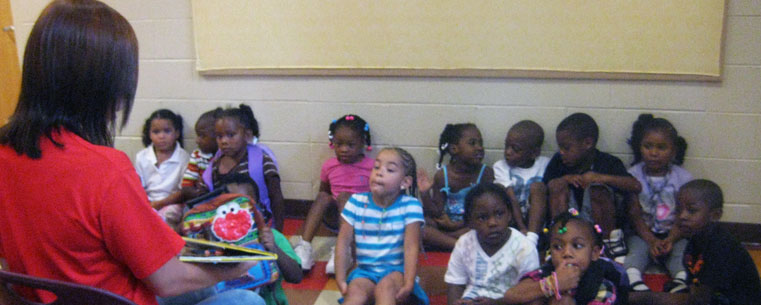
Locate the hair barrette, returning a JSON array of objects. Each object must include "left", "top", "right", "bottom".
[
  {"left": 364, "top": 124, "right": 369, "bottom": 132},
  {"left": 543, "top": 228, "right": 549, "bottom": 234},
  {"left": 568, "top": 208, "right": 579, "bottom": 216},
  {"left": 558, "top": 227, "right": 568, "bottom": 234},
  {"left": 332, "top": 119, "right": 337, "bottom": 124},
  {"left": 346, "top": 115, "right": 355, "bottom": 121},
  {"left": 440, "top": 143, "right": 449, "bottom": 151},
  {"left": 594, "top": 224, "right": 602, "bottom": 234},
  {"left": 251, "top": 137, "right": 259, "bottom": 145}
]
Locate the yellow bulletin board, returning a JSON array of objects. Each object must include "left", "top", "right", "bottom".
[{"left": 191, "top": 1, "right": 726, "bottom": 81}]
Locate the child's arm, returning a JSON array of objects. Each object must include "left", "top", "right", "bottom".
[
  {"left": 420, "top": 170, "right": 446, "bottom": 218},
  {"left": 447, "top": 284, "right": 466, "bottom": 305},
  {"left": 264, "top": 173, "right": 285, "bottom": 231},
  {"left": 627, "top": 193, "right": 660, "bottom": 256},
  {"left": 258, "top": 227, "right": 302, "bottom": 283},
  {"left": 396, "top": 221, "right": 422, "bottom": 303},
  {"left": 506, "top": 186, "right": 528, "bottom": 233},
  {"left": 335, "top": 218, "right": 354, "bottom": 295},
  {"left": 581, "top": 171, "right": 642, "bottom": 193}
]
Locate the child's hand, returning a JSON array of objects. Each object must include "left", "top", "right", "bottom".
[
  {"left": 555, "top": 262, "right": 581, "bottom": 292},
  {"left": 654, "top": 239, "right": 673, "bottom": 256},
  {"left": 580, "top": 171, "right": 603, "bottom": 187},
  {"left": 562, "top": 174, "right": 584, "bottom": 188},
  {"left": 395, "top": 284, "right": 414, "bottom": 303},
  {"left": 258, "top": 227, "right": 276, "bottom": 251},
  {"left": 337, "top": 280, "right": 348, "bottom": 295},
  {"left": 417, "top": 168, "right": 433, "bottom": 193},
  {"left": 471, "top": 297, "right": 501, "bottom": 305}
]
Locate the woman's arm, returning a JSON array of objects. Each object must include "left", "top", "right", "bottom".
[
  {"left": 144, "top": 257, "right": 256, "bottom": 298},
  {"left": 335, "top": 219, "right": 355, "bottom": 295},
  {"left": 396, "top": 222, "right": 422, "bottom": 302}
]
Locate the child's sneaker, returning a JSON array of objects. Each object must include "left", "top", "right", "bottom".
[
  {"left": 293, "top": 238, "right": 314, "bottom": 271},
  {"left": 603, "top": 229, "right": 628, "bottom": 258},
  {"left": 663, "top": 279, "right": 689, "bottom": 293},
  {"left": 325, "top": 245, "right": 336, "bottom": 275},
  {"left": 629, "top": 281, "right": 651, "bottom": 292}
]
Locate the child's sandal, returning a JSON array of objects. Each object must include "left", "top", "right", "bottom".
[{"left": 629, "top": 281, "right": 650, "bottom": 292}]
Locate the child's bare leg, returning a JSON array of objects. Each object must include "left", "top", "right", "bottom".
[
  {"left": 343, "top": 278, "right": 375, "bottom": 305},
  {"left": 547, "top": 179, "right": 570, "bottom": 219},
  {"left": 589, "top": 186, "right": 615, "bottom": 236},
  {"left": 422, "top": 218, "right": 458, "bottom": 250},
  {"left": 375, "top": 271, "right": 404, "bottom": 305},
  {"left": 336, "top": 192, "right": 352, "bottom": 212},
  {"left": 301, "top": 192, "right": 336, "bottom": 242},
  {"left": 527, "top": 182, "right": 548, "bottom": 234}
]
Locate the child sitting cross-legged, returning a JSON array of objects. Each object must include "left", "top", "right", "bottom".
[
  {"left": 629, "top": 180, "right": 761, "bottom": 305},
  {"left": 504, "top": 210, "right": 629, "bottom": 305},
  {"left": 445, "top": 183, "right": 539, "bottom": 305},
  {"left": 543, "top": 113, "right": 641, "bottom": 258},
  {"left": 493, "top": 120, "right": 550, "bottom": 245}
]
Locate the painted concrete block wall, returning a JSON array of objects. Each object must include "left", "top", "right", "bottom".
[{"left": 10, "top": 0, "right": 761, "bottom": 223}]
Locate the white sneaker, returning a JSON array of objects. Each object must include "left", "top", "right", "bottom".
[
  {"left": 293, "top": 238, "right": 314, "bottom": 271},
  {"left": 325, "top": 246, "right": 336, "bottom": 275}
]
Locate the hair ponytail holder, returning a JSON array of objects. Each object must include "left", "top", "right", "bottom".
[
  {"left": 440, "top": 143, "right": 448, "bottom": 151},
  {"left": 364, "top": 123, "right": 369, "bottom": 132},
  {"left": 346, "top": 115, "right": 355, "bottom": 121},
  {"left": 251, "top": 136, "right": 259, "bottom": 145},
  {"left": 332, "top": 119, "right": 337, "bottom": 124},
  {"left": 568, "top": 208, "right": 579, "bottom": 216},
  {"left": 594, "top": 224, "right": 602, "bottom": 234},
  {"left": 366, "top": 145, "right": 372, "bottom": 151}
]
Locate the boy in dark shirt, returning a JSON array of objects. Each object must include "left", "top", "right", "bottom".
[
  {"left": 630, "top": 179, "right": 761, "bottom": 304},
  {"left": 543, "top": 113, "right": 641, "bottom": 257}
]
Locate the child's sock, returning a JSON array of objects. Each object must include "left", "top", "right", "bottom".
[
  {"left": 526, "top": 232, "right": 539, "bottom": 245},
  {"left": 673, "top": 271, "right": 687, "bottom": 281},
  {"left": 627, "top": 268, "right": 650, "bottom": 291}
]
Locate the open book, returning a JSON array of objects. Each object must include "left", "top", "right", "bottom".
[{"left": 179, "top": 237, "right": 278, "bottom": 263}]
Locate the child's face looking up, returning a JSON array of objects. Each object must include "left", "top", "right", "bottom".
[
  {"left": 195, "top": 119, "right": 217, "bottom": 155},
  {"left": 676, "top": 189, "right": 720, "bottom": 238},
  {"left": 556, "top": 130, "right": 593, "bottom": 169},
  {"left": 215, "top": 117, "right": 251, "bottom": 159},
  {"left": 470, "top": 192, "right": 512, "bottom": 253},
  {"left": 369, "top": 150, "right": 412, "bottom": 200},
  {"left": 504, "top": 130, "right": 538, "bottom": 168},
  {"left": 452, "top": 126, "right": 485, "bottom": 166},
  {"left": 332, "top": 126, "right": 364, "bottom": 164},
  {"left": 640, "top": 130, "right": 676, "bottom": 176},
  {"left": 550, "top": 220, "right": 600, "bottom": 273},
  {"left": 149, "top": 118, "right": 180, "bottom": 153}
]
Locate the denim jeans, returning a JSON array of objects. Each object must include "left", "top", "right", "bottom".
[{"left": 158, "top": 286, "right": 265, "bottom": 305}]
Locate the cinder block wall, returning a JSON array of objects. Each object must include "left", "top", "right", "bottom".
[{"left": 11, "top": 0, "right": 761, "bottom": 224}]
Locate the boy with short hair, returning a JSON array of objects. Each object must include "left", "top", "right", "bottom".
[
  {"left": 543, "top": 113, "right": 641, "bottom": 257},
  {"left": 630, "top": 179, "right": 761, "bottom": 304},
  {"left": 493, "top": 120, "right": 550, "bottom": 245}
]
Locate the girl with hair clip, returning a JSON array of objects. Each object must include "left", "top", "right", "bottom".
[
  {"left": 134, "top": 109, "right": 190, "bottom": 228},
  {"left": 200, "top": 104, "right": 285, "bottom": 231},
  {"left": 335, "top": 147, "right": 429, "bottom": 305},
  {"left": 0, "top": 1, "right": 264, "bottom": 304},
  {"left": 292, "top": 114, "right": 374, "bottom": 274},
  {"left": 624, "top": 114, "right": 692, "bottom": 293},
  {"left": 418, "top": 123, "right": 494, "bottom": 250},
  {"left": 504, "top": 210, "right": 628, "bottom": 305}
]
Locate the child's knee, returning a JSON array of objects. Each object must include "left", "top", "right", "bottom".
[
  {"left": 547, "top": 179, "right": 567, "bottom": 195},
  {"left": 530, "top": 181, "right": 547, "bottom": 195},
  {"left": 375, "top": 272, "right": 403, "bottom": 298}
]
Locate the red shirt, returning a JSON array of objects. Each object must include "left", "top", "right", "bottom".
[{"left": 0, "top": 130, "right": 185, "bottom": 305}]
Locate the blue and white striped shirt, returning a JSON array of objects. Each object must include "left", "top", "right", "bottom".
[{"left": 341, "top": 192, "right": 424, "bottom": 272}]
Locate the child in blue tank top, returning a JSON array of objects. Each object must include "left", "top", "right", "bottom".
[{"left": 419, "top": 123, "right": 494, "bottom": 250}]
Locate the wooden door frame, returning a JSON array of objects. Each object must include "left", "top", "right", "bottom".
[{"left": 0, "top": 0, "right": 21, "bottom": 124}]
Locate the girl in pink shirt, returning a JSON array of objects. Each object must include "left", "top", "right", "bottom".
[{"left": 293, "top": 114, "right": 374, "bottom": 273}]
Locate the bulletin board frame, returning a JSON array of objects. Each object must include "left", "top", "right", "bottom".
[{"left": 191, "top": 1, "right": 727, "bottom": 81}]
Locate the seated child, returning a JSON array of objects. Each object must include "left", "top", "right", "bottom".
[
  {"left": 221, "top": 173, "right": 303, "bottom": 305},
  {"left": 543, "top": 113, "right": 641, "bottom": 257},
  {"left": 445, "top": 183, "right": 539, "bottom": 304},
  {"left": 493, "top": 120, "right": 550, "bottom": 245},
  {"left": 335, "top": 147, "right": 429, "bottom": 305},
  {"left": 625, "top": 114, "right": 692, "bottom": 292},
  {"left": 152, "top": 108, "right": 222, "bottom": 229},
  {"left": 292, "top": 114, "right": 374, "bottom": 273},
  {"left": 419, "top": 123, "right": 494, "bottom": 250},
  {"left": 200, "top": 104, "right": 285, "bottom": 231},
  {"left": 504, "top": 210, "right": 629, "bottom": 305},
  {"left": 134, "top": 109, "right": 190, "bottom": 226},
  {"left": 629, "top": 179, "right": 761, "bottom": 305}
]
